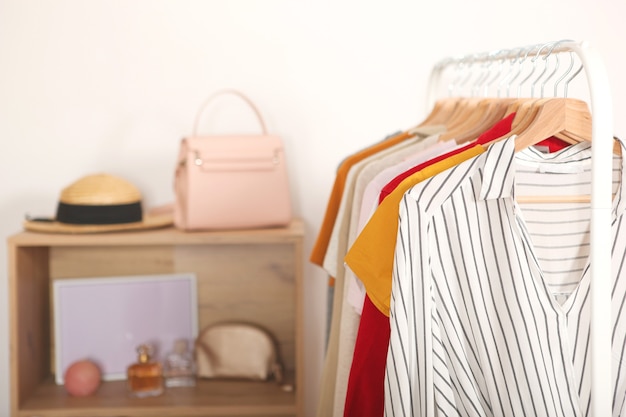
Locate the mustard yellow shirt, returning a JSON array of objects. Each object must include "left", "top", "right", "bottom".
[{"left": 344, "top": 146, "right": 485, "bottom": 316}]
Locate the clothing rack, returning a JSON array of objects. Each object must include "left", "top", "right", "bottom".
[{"left": 425, "top": 40, "right": 613, "bottom": 416}]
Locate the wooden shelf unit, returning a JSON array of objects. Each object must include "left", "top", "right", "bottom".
[{"left": 7, "top": 219, "right": 305, "bottom": 417}]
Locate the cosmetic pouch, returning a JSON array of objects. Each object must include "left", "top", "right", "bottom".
[
  {"left": 195, "top": 322, "right": 284, "bottom": 383},
  {"left": 174, "top": 89, "right": 292, "bottom": 231}
]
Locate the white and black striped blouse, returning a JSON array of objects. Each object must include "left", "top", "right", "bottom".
[{"left": 386, "top": 136, "right": 626, "bottom": 417}]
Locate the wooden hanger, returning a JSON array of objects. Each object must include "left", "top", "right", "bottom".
[
  {"left": 509, "top": 97, "right": 619, "bottom": 203},
  {"left": 512, "top": 97, "right": 591, "bottom": 152},
  {"left": 486, "top": 98, "right": 542, "bottom": 144},
  {"left": 413, "top": 98, "right": 460, "bottom": 129},
  {"left": 485, "top": 98, "right": 577, "bottom": 146},
  {"left": 410, "top": 97, "right": 482, "bottom": 135},
  {"left": 440, "top": 98, "right": 483, "bottom": 131},
  {"left": 437, "top": 97, "right": 516, "bottom": 143}
]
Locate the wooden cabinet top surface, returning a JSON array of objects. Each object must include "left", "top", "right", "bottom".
[{"left": 8, "top": 218, "right": 304, "bottom": 247}]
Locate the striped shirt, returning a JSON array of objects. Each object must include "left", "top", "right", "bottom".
[{"left": 386, "top": 136, "right": 626, "bottom": 417}]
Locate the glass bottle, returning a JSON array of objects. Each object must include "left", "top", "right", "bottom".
[
  {"left": 163, "top": 338, "right": 196, "bottom": 387},
  {"left": 127, "top": 344, "right": 164, "bottom": 397}
]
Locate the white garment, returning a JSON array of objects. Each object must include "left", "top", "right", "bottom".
[
  {"left": 386, "top": 136, "right": 626, "bottom": 417},
  {"left": 317, "top": 140, "right": 411, "bottom": 417},
  {"left": 323, "top": 130, "right": 442, "bottom": 417},
  {"left": 317, "top": 128, "right": 441, "bottom": 417},
  {"left": 323, "top": 137, "right": 423, "bottom": 277},
  {"left": 345, "top": 138, "right": 460, "bottom": 314},
  {"left": 332, "top": 133, "right": 444, "bottom": 417}
]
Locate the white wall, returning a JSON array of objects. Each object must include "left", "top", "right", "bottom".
[{"left": 1, "top": 1, "right": 625, "bottom": 416}]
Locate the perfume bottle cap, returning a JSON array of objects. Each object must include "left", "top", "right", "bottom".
[
  {"left": 173, "top": 339, "right": 189, "bottom": 354},
  {"left": 136, "top": 344, "right": 153, "bottom": 363}
]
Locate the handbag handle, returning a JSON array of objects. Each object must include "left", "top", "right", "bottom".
[{"left": 192, "top": 89, "right": 268, "bottom": 136}]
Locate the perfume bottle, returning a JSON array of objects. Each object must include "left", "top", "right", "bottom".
[
  {"left": 164, "top": 338, "right": 196, "bottom": 387},
  {"left": 127, "top": 344, "right": 164, "bottom": 397}
]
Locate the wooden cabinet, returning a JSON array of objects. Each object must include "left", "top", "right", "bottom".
[{"left": 7, "top": 220, "right": 305, "bottom": 417}]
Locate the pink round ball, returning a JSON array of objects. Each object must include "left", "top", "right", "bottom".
[{"left": 64, "top": 360, "right": 102, "bottom": 397}]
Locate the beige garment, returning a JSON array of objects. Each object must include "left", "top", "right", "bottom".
[
  {"left": 332, "top": 133, "right": 449, "bottom": 416},
  {"left": 331, "top": 131, "right": 443, "bottom": 417},
  {"left": 315, "top": 126, "right": 443, "bottom": 417},
  {"left": 316, "top": 139, "right": 417, "bottom": 417}
]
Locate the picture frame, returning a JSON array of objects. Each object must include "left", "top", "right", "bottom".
[{"left": 53, "top": 273, "right": 198, "bottom": 384}]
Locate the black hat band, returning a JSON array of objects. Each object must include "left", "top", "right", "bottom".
[{"left": 56, "top": 202, "right": 142, "bottom": 225}]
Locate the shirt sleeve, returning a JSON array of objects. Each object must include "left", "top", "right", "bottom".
[{"left": 385, "top": 193, "right": 435, "bottom": 417}]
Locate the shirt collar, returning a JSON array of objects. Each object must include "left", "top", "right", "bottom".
[
  {"left": 478, "top": 136, "right": 517, "bottom": 200},
  {"left": 479, "top": 136, "right": 626, "bottom": 218}
]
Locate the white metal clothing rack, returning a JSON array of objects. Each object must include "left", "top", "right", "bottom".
[{"left": 425, "top": 40, "right": 613, "bottom": 416}]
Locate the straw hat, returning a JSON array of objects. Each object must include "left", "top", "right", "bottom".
[{"left": 23, "top": 173, "right": 173, "bottom": 234}]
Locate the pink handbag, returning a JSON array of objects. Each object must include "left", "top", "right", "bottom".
[{"left": 174, "top": 90, "right": 292, "bottom": 230}]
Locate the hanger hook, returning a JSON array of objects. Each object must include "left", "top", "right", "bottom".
[
  {"left": 482, "top": 50, "right": 507, "bottom": 97},
  {"left": 471, "top": 52, "right": 495, "bottom": 97},
  {"left": 553, "top": 51, "right": 575, "bottom": 96},
  {"left": 535, "top": 39, "right": 575, "bottom": 97},
  {"left": 435, "top": 57, "right": 454, "bottom": 97},
  {"left": 564, "top": 63, "right": 584, "bottom": 97},
  {"left": 501, "top": 46, "right": 528, "bottom": 97},
  {"left": 529, "top": 41, "right": 559, "bottom": 98},
  {"left": 447, "top": 58, "right": 467, "bottom": 97},
  {"left": 448, "top": 54, "right": 476, "bottom": 96},
  {"left": 496, "top": 47, "right": 523, "bottom": 97},
  {"left": 516, "top": 44, "right": 541, "bottom": 97},
  {"left": 540, "top": 43, "right": 565, "bottom": 97},
  {"left": 457, "top": 54, "right": 479, "bottom": 96}
]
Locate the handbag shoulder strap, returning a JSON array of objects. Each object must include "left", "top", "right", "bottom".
[{"left": 193, "top": 89, "right": 268, "bottom": 136}]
